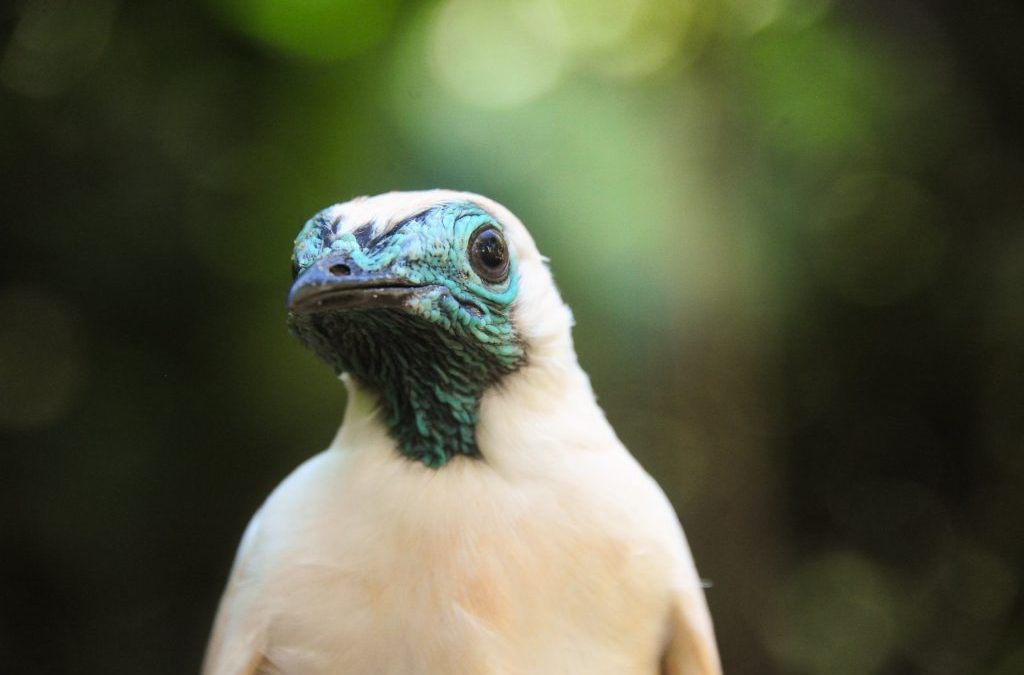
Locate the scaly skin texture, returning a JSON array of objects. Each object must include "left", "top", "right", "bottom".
[{"left": 287, "top": 202, "right": 524, "bottom": 467}]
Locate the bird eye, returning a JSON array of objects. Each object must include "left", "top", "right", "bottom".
[{"left": 468, "top": 226, "right": 509, "bottom": 283}]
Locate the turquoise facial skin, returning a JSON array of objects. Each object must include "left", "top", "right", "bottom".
[{"left": 288, "top": 201, "right": 525, "bottom": 468}]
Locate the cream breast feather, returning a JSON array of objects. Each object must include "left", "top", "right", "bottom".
[{"left": 203, "top": 190, "right": 722, "bottom": 675}]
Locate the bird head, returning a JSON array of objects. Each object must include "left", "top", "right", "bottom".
[{"left": 286, "top": 190, "right": 573, "bottom": 467}]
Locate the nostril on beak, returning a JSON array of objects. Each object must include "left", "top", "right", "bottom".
[{"left": 329, "top": 263, "right": 351, "bottom": 276}]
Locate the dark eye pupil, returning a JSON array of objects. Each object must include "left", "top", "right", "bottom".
[
  {"left": 469, "top": 227, "right": 509, "bottom": 282},
  {"left": 475, "top": 231, "right": 505, "bottom": 269}
]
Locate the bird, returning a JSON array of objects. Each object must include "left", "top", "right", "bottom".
[{"left": 203, "top": 190, "right": 722, "bottom": 675}]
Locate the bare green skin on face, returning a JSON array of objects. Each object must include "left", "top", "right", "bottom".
[{"left": 287, "top": 201, "right": 524, "bottom": 468}]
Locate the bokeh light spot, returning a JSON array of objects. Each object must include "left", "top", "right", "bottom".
[
  {"left": 724, "top": 0, "right": 787, "bottom": 34},
  {"left": 0, "top": 287, "right": 85, "bottom": 429},
  {"left": 546, "top": 0, "right": 641, "bottom": 52},
  {"left": 429, "top": 0, "right": 568, "bottom": 108},
  {"left": 765, "top": 550, "right": 900, "bottom": 675},
  {"left": 571, "top": 0, "right": 699, "bottom": 79},
  {"left": 725, "top": 0, "right": 833, "bottom": 34}
]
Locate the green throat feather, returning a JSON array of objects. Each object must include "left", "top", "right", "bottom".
[{"left": 287, "top": 201, "right": 525, "bottom": 468}]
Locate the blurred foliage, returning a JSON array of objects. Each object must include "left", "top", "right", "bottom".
[{"left": 1, "top": 0, "right": 1023, "bottom": 673}]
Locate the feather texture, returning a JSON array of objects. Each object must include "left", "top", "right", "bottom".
[{"left": 204, "top": 191, "right": 721, "bottom": 675}]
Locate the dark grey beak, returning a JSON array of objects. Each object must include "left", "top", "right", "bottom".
[{"left": 287, "top": 254, "right": 425, "bottom": 315}]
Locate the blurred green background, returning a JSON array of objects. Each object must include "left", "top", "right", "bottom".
[{"left": 2, "top": 1, "right": 1022, "bottom": 673}]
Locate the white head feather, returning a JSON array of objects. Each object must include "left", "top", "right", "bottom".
[{"left": 316, "top": 190, "right": 577, "bottom": 372}]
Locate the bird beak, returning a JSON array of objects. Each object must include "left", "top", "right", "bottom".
[{"left": 287, "top": 254, "right": 425, "bottom": 315}]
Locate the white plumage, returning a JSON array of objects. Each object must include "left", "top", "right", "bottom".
[{"left": 204, "top": 191, "right": 721, "bottom": 674}]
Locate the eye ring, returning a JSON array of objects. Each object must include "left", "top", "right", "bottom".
[{"left": 468, "top": 226, "right": 510, "bottom": 283}]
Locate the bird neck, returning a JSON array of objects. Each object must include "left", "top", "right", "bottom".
[
  {"left": 476, "top": 340, "right": 621, "bottom": 478},
  {"left": 302, "top": 308, "right": 523, "bottom": 468},
  {"left": 336, "top": 322, "right": 616, "bottom": 477}
]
